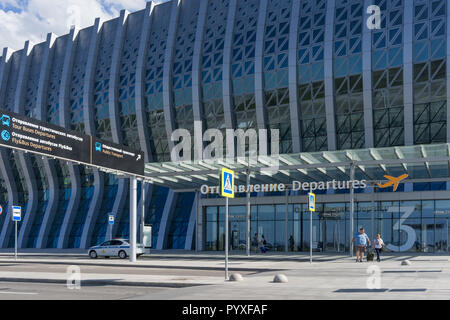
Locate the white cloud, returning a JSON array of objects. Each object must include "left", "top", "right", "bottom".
[{"left": 0, "top": 0, "right": 165, "bottom": 51}]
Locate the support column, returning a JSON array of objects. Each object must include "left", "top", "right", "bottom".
[
  {"left": 76, "top": 19, "right": 104, "bottom": 249},
  {"left": 83, "top": 18, "right": 103, "bottom": 137},
  {"left": 58, "top": 27, "right": 83, "bottom": 249},
  {"left": 130, "top": 177, "right": 137, "bottom": 262},
  {"left": 285, "top": 188, "right": 289, "bottom": 253},
  {"left": 109, "top": 10, "right": 131, "bottom": 240},
  {"left": 350, "top": 164, "right": 355, "bottom": 257},
  {"left": 324, "top": 0, "right": 337, "bottom": 151},
  {"left": 246, "top": 170, "right": 251, "bottom": 256},
  {"left": 36, "top": 33, "right": 58, "bottom": 249},
  {"left": 15, "top": 41, "right": 37, "bottom": 249},
  {"left": 371, "top": 182, "right": 375, "bottom": 241},
  {"left": 195, "top": 191, "right": 200, "bottom": 252},
  {"left": 446, "top": 0, "right": 450, "bottom": 143},
  {"left": 163, "top": 0, "right": 181, "bottom": 156},
  {"left": 140, "top": 181, "right": 145, "bottom": 243},
  {"left": 288, "top": 0, "right": 301, "bottom": 153},
  {"left": 136, "top": 2, "right": 155, "bottom": 163},
  {"left": 135, "top": 3, "right": 156, "bottom": 244},
  {"left": 185, "top": 193, "right": 197, "bottom": 250},
  {"left": 0, "top": 47, "right": 18, "bottom": 248},
  {"left": 156, "top": 190, "right": 178, "bottom": 250},
  {"left": 197, "top": 194, "right": 204, "bottom": 251},
  {"left": 363, "top": 0, "right": 374, "bottom": 148},
  {"left": 254, "top": 0, "right": 268, "bottom": 134},
  {"left": 192, "top": 0, "right": 208, "bottom": 161},
  {"left": 403, "top": 1, "right": 414, "bottom": 146},
  {"left": 222, "top": 0, "right": 237, "bottom": 132}
]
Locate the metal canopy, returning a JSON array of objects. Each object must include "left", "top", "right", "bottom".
[{"left": 143, "top": 143, "right": 450, "bottom": 191}]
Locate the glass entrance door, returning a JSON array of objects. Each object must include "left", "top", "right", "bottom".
[
  {"left": 435, "top": 217, "right": 449, "bottom": 253},
  {"left": 320, "top": 214, "right": 346, "bottom": 252},
  {"left": 229, "top": 220, "right": 247, "bottom": 251}
]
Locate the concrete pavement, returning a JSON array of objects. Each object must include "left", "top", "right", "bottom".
[{"left": 0, "top": 252, "right": 448, "bottom": 299}]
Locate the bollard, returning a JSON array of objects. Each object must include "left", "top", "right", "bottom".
[
  {"left": 401, "top": 260, "right": 411, "bottom": 266},
  {"left": 273, "top": 274, "right": 289, "bottom": 283},
  {"left": 229, "top": 273, "right": 244, "bottom": 282}
]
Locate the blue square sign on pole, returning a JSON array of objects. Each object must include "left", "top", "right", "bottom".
[
  {"left": 308, "top": 193, "right": 315, "bottom": 212},
  {"left": 12, "top": 206, "right": 21, "bottom": 222},
  {"left": 108, "top": 215, "right": 114, "bottom": 225},
  {"left": 221, "top": 168, "right": 235, "bottom": 199}
]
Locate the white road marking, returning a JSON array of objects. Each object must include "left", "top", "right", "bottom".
[{"left": 0, "top": 291, "right": 38, "bottom": 295}]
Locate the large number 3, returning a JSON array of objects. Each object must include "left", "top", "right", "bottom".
[{"left": 386, "top": 206, "right": 416, "bottom": 252}]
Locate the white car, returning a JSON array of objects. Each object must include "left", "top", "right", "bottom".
[{"left": 88, "top": 239, "right": 145, "bottom": 259}]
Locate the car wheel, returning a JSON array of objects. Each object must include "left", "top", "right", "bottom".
[
  {"left": 89, "top": 250, "right": 98, "bottom": 259},
  {"left": 118, "top": 250, "right": 127, "bottom": 259}
]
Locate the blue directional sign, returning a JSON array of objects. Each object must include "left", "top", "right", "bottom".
[
  {"left": 221, "top": 168, "right": 235, "bottom": 198},
  {"left": 308, "top": 193, "right": 316, "bottom": 212},
  {"left": 12, "top": 206, "right": 21, "bottom": 222}
]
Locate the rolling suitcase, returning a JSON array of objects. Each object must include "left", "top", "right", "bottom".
[{"left": 366, "top": 250, "right": 375, "bottom": 262}]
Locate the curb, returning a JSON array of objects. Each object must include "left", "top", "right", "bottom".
[{"left": 0, "top": 277, "right": 209, "bottom": 288}]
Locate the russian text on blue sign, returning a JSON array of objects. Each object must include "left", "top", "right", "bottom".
[{"left": 12, "top": 206, "right": 21, "bottom": 221}]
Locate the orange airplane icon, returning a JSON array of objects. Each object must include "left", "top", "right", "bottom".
[{"left": 377, "top": 174, "right": 409, "bottom": 191}]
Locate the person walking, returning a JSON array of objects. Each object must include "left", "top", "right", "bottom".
[
  {"left": 252, "top": 233, "right": 259, "bottom": 253},
  {"left": 289, "top": 235, "right": 294, "bottom": 251},
  {"left": 373, "top": 234, "right": 385, "bottom": 262},
  {"left": 260, "top": 235, "right": 267, "bottom": 253},
  {"left": 351, "top": 228, "right": 371, "bottom": 262}
]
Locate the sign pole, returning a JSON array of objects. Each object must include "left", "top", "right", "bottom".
[
  {"left": 141, "top": 181, "right": 145, "bottom": 244},
  {"left": 225, "top": 196, "right": 229, "bottom": 281},
  {"left": 310, "top": 211, "right": 312, "bottom": 264},
  {"left": 350, "top": 164, "right": 355, "bottom": 257},
  {"left": 130, "top": 177, "right": 137, "bottom": 263},
  {"left": 14, "top": 220, "right": 17, "bottom": 260},
  {"left": 108, "top": 214, "right": 114, "bottom": 240},
  {"left": 221, "top": 167, "right": 234, "bottom": 281},
  {"left": 246, "top": 168, "right": 250, "bottom": 257},
  {"left": 308, "top": 193, "right": 315, "bottom": 264},
  {"left": 12, "top": 206, "right": 21, "bottom": 260}
]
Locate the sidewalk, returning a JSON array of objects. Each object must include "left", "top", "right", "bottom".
[{"left": 0, "top": 252, "right": 448, "bottom": 296}]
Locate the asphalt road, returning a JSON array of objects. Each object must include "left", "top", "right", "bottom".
[
  {"left": 0, "top": 261, "right": 257, "bottom": 277},
  {"left": 0, "top": 281, "right": 172, "bottom": 300}
]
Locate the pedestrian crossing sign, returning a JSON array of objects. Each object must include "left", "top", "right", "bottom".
[
  {"left": 221, "top": 168, "right": 235, "bottom": 198},
  {"left": 308, "top": 193, "right": 315, "bottom": 212}
]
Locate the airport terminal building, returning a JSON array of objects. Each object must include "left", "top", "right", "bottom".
[{"left": 0, "top": 0, "right": 449, "bottom": 253}]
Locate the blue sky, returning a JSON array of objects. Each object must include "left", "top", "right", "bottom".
[{"left": 0, "top": 0, "right": 167, "bottom": 51}]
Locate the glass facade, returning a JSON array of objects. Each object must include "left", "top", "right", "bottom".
[
  {"left": 334, "top": 0, "right": 365, "bottom": 150},
  {"left": 231, "top": 0, "right": 259, "bottom": 131},
  {"left": 145, "top": 3, "right": 171, "bottom": 162},
  {"left": 118, "top": 12, "right": 144, "bottom": 151},
  {"left": 298, "top": 0, "right": 327, "bottom": 152},
  {"left": 205, "top": 200, "right": 450, "bottom": 253},
  {"left": 201, "top": 0, "right": 229, "bottom": 132},
  {"left": 413, "top": 0, "right": 447, "bottom": 144},
  {"left": 264, "top": 0, "right": 293, "bottom": 153},
  {"left": 372, "top": 0, "right": 405, "bottom": 147},
  {"left": 172, "top": 0, "right": 199, "bottom": 152},
  {"left": 167, "top": 192, "right": 195, "bottom": 249}
]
